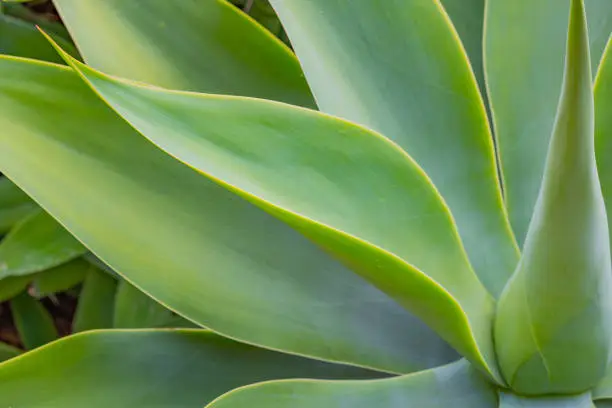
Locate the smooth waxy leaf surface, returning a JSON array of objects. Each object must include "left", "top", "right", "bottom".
[
  {"left": 0, "top": 178, "right": 35, "bottom": 234},
  {"left": 499, "top": 392, "right": 595, "bottom": 408},
  {"left": 113, "top": 280, "right": 194, "bottom": 329},
  {"left": 72, "top": 266, "right": 116, "bottom": 332},
  {"left": 0, "top": 275, "right": 28, "bottom": 302},
  {"left": 268, "top": 0, "right": 518, "bottom": 297},
  {"left": 495, "top": 0, "right": 612, "bottom": 394},
  {"left": 60, "top": 49, "right": 500, "bottom": 381},
  {"left": 207, "top": 360, "right": 496, "bottom": 408},
  {"left": 0, "top": 209, "right": 86, "bottom": 278},
  {"left": 52, "top": 0, "right": 313, "bottom": 107},
  {"left": 485, "top": 0, "right": 612, "bottom": 244},
  {"left": 0, "top": 56, "right": 458, "bottom": 375},
  {"left": 0, "top": 330, "right": 381, "bottom": 407},
  {"left": 10, "top": 292, "right": 57, "bottom": 349},
  {"left": 31, "top": 257, "right": 88, "bottom": 297}
]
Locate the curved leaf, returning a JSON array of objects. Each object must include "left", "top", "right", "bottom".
[
  {"left": 206, "top": 360, "right": 497, "bottom": 408},
  {"left": 484, "top": 0, "right": 612, "bottom": 244},
  {"left": 31, "top": 257, "right": 88, "bottom": 297},
  {"left": 0, "top": 55, "right": 458, "bottom": 375},
  {"left": 0, "top": 209, "right": 86, "bottom": 279},
  {"left": 10, "top": 292, "right": 57, "bottom": 349},
  {"left": 0, "top": 329, "right": 381, "bottom": 407},
  {"left": 0, "top": 178, "right": 36, "bottom": 234},
  {"left": 59, "top": 49, "right": 501, "bottom": 382},
  {"left": 72, "top": 266, "right": 117, "bottom": 333},
  {"left": 0, "top": 275, "right": 29, "bottom": 302},
  {"left": 0, "top": 342, "right": 20, "bottom": 362},
  {"left": 114, "top": 280, "right": 194, "bottom": 329},
  {"left": 52, "top": 0, "right": 313, "bottom": 107},
  {"left": 494, "top": 0, "right": 612, "bottom": 394},
  {"left": 268, "top": 0, "right": 519, "bottom": 297},
  {"left": 499, "top": 392, "right": 595, "bottom": 408}
]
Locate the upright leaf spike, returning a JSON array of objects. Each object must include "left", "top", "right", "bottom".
[{"left": 494, "top": 0, "right": 612, "bottom": 395}]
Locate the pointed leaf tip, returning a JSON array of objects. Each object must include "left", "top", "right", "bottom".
[{"left": 494, "top": 0, "right": 612, "bottom": 394}]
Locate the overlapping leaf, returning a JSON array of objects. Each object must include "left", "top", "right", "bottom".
[{"left": 0, "top": 56, "right": 457, "bottom": 375}]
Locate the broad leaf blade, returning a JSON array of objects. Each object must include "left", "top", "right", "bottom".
[
  {"left": 31, "top": 258, "right": 88, "bottom": 297},
  {"left": 500, "top": 392, "right": 595, "bottom": 408},
  {"left": 0, "top": 342, "right": 20, "bottom": 363},
  {"left": 0, "top": 56, "right": 457, "bottom": 375},
  {"left": 72, "top": 266, "right": 116, "bottom": 332},
  {"left": 10, "top": 292, "right": 57, "bottom": 349},
  {"left": 268, "top": 0, "right": 519, "bottom": 297},
  {"left": 0, "top": 178, "right": 36, "bottom": 234},
  {"left": 206, "top": 360, "right": 497, "bottom": 408},
  {"left": 0, "top": 275, "right": 29, "bottom": 303},
  {"left": 494, "top": 0, "right": 612, "bottom": 394},
  {"left": 58, "top": 49, "right": 500, "bottom": 381},
  {"left": 0, "top": 330, "right": 382, "bottom": 407},
  {"left": 0, "top": 209, "right": 86, "bottom": 279},
  {"left": 485, "top": 0, "right": 612, "bottom": 244},
  {"left": 113, "top": 280, "right": 194, "bottom": 329},
  {"left": 52, "top": 0, "right": 313, "bottom": 107}
]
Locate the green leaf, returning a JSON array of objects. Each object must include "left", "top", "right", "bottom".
[
  {"left": 499, "top": 392, "right": 595, "bottom": 408},
  {"left": 52, "top": 0, "right": 313, "bottom": 107},
  {"left": 207, "top": 360, "right": 497, "bottom": 408},
  {"left": 494, "top": 0, "right": 612, "bottom": 394},
  {"left": 72, "top": 266, "right": 116, "bottom": 333},
  {"left": 0, "top": 342, "right": 20, "bottom": 362},
  {"left": 57, "top": 47, "right": 500, "bottom": 382},
  {"left": 0, "top": 329, "right": 382, "bottom": 407},
  {"left": 484, "top": 0, "right": 612, "bottom": 245},
  {"left": 0, "top": 209, "right": 86, "bottom": 279},
  {"left": 31, "top": 257, "right": 88, "bottom": 297},
  {"left": 0, "top": 275, "right": 28, "bottom": 302},
  {"left": 0, "top": 13, "right": 77, "bottom": 63},
  {"left": 10, "top": 291, "right": 57, "bottom": 349},
  {"left": 268, "top": 0, "right": 519, "bottom": 297},
  {"left": 113, "top": 280, "right": 194, "bottom": 329},
  {"left": 0, "top": 178, "right": 36, "bottom": 234},
  {"left": 1, "top": 2, "right": 72, "bottom": 42},
  {"left": 0, "top": 56, "right": 457, "bottom": 375}
]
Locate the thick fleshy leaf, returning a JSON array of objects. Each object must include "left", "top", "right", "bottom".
[
  {"left": 52, "top": 0, "right": 313, "bottom": 107},
  {"left": 0, "top": 13, "right": 77, "bottom": 63},
  {"left": 31, "top": 257, "right": 88, "bottom": 297},
  {"left": 485, "top": 0, "right": 612, "bottom": 244},
  {"left": 0, "top": 275, "right": 28, "bottom": 302},
  {"left": 59, "top": 49, "right": 500, "bottom": 381},
  {"left": 494, "top": 0, "right": 612, "bottom": 394},
  {"left": 207, "top": 360, "right": 496, "bottom": 408},
  {"left": 440, "top": 0, "right": 487, "bottom": 105},
  {"left": 0, "top": 209, "right": 86, "bottom": 278},
  {"left": 72, "top": 266, "right": 117, "bottom": 333},
  {"left": 0, "top": 178, "right": 36, "bottom": 234},
  {"left": 113, "top": 280, "right": 194, "bottom": 329},
  {"left": 0, "top": 329, "right": 382, "bottom": 407},
  {"left": 10, "top": 292, "right": 57, "bottom": 349},
  {"left": 0, "top": 342, "right": 20, "bottom": 362},
  {"left": 268, "top": 0, "right": 519, "bottom": 297},
  {"left": 500, "top": 392, "right": 595, "bottom": 408},
  {"left": 0, "top": 56, "right": 458, "bottom": 375}
]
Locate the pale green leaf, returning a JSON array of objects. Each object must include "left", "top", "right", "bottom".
[
  {"left": 0, "top": 178, "right": 36, "bottom": 234},
  {"left": 113, "top": 280, "right": 194, "bottom": 329},
  {"left": 207, "top": 360, "right": 497, "bottom": 408},
  {"left": 485, "top": 0, "right": 612, "bottom": 244},
  {"left": 0, "top": 209, "right": 86, "bottom": 279},
  {"left": 52, "top": 0, "right": 313, "bottom": 107},
  {"left": 0, "top": 329, "right": 381, "bottom": 407},
  {"left": 500, "top": 392, "right": 595, "bottom": 408},
  {"left": 10, "top": 291, "right": 57, "bottom": 349},
  {"left": 494, "top": 0, "right": 612, "bottom": 394},
  {"left": 58, "top": 47, "right": 500, "bottom": 382},
  {"left": 268, "top": 0, "right": 519, "bottom": 297},
  {"left": 72, "top": 266, "right": 117, "bottom": 333},
  {"left": 31, "top": 257, "right": 88, "bottom": 297},
  {"left": 0, "top": 56, "right": 457, "bottom": 375}
]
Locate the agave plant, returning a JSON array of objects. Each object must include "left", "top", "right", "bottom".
[{"left": 0, "top": 0, "right": 611, "bottom": 406}]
